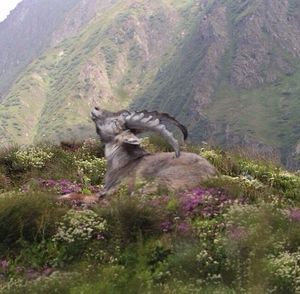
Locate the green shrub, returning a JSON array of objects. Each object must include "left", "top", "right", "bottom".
[
  {"left": 97, "top": 192, "right": 165, "bottom": 245},
  {"left": 46, "top": 210, "right": 108, "bottom": 264},
  {"left": 204, "top": 175, "right": 267, "bottom": 204},
  {"left": 0, "top": 146, "right": 26, "bottom": 180},
  {"left": 238, "top": 160, "right": 300, "bottom": 201},
  {"left": 224, "top": 204, "right": 285, "bottom": 257},
  {"left": 14, "top": 146, "right": 54, "bottom": 169},
  {"left": 0, "top": 271, "right": 81, "bottom": 294},
  {"left": 222, "top": 204, "right": 293, "bottom": 289},
  {"left": 37, "top": 145, "right": 78, "bottom": 180},
  {"left": 53, "top": 209, "right": 107, "bottom": 244},
  {"left": 0, "top": 192, "right": 67, "bottom": 253},
  {"left": 184, "top": 145, "right": 240, "bottom": 176},
  {"left": 74, "top": 156, "right": 106, "bottom": 185},
  {"left": 266, "top": 251, "right": 300, "bottom": 293}
]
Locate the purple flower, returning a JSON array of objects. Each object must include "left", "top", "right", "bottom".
[
  {"left": 39, "top": 178, "right": 95, "bottom": 195},
  {"left": 229, "top": 226, "right": 247, "bottom": 241},
  {"left": 180, "top": 187, "right": 234, "bottom": 218},
  {"left": 97, "top": 233, "right": 105, "bottom": 240},
  {"left": 42, "top": 266, "right": 53, "bottom": 276},
  {"left": 25, "top": 268, "right": 39, "bottom": 280},
  {"left": 177, "top": 222, "right": 190, "bottom": 234},
  {"left": 161, "top": 221, "right": 172, "bottom": 233},
  {"left": 0, "top": 260, "right": 9, "bottom": 272},
  {"left": 148, "top": 196, "right": 169, "bottom": 208},
  {"left": 287, "top": 208, "right": 300, "bottom": 222},
  {"left": 39, "top": 179, "right": 101, "bottom": 195}
]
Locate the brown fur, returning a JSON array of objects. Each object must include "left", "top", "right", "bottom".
[{"left": 107, "top": 152, "right": 218, "bottom": 194}]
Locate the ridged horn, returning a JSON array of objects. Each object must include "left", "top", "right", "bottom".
[
  {"left": 138, "top": 110, "right": 188, "bottom": 140},
  {"left": 125, "top": 111, "right": 185, "bottom": 157}
]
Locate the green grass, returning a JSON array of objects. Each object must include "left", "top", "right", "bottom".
[{"left": 207, "top": 63, "right": 300, "bottom": 160}]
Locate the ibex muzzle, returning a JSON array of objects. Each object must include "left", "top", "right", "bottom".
[{"left": 91, "top": 107, "right": 218, "bottom": 195}]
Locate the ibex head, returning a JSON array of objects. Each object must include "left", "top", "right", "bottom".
[{"left": 91, "top": 107, "right": 188, "bottom": 157}]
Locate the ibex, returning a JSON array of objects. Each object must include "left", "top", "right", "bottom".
[{"left": 91, "top": 107, "right": 218, "bottom": 195}]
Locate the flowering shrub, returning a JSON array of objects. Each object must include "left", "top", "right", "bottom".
[
  {"left": 74, "top": 156, "right": 106, "bottom": 184},
  {"left": 238, "top": 160, "right": 300, "bottom": 197},
  {"left": 200, "top": 149, "right": 223, "bottom": 166},
  {"left": 180, "top": 188, "right": 236, "bottom": 218},
  {"left": 266, "top": 251, "right": 300, "bottom": 293},
  {"left": 14, "top": 146, "right": 54, "bottom": 169},
  {"left": 221, "top": 175, "right": 265, "bottom": 190},
  {"left": 145, "top": 188, "right": 237, "bottom": 235},
  {"left": 271, "top": 171, "right": 300, "bottom": 199},
  {"left": 52, "top": 210, "right": 106, "bottom": 243},
  {"left": 40, "top": 179, "right": 82, "bottom": 194},
  {"left": 224, "top": 204, "right": 290, "bottom": 271},
  {"left": 75, "top": 157, "right": 106, "bottom": 177},
  {"left": 239, "top": 160, "right": 273, "bottom": 180},
  {"left": 39, "top": 178, "right": 101, "bottom": 195},
  {"left": 286, "top": 208, "right": 300, "bottom": 222},
  {"left": 188, "top": 216, "right": 228, "bottom": 283}
]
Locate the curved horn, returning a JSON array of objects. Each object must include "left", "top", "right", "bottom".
[
  {"left": 132, "top": 110, "right": 188, "bottom": 140},
  {"left": 125, "top": 111, "right": 184, "bottom": 157}
]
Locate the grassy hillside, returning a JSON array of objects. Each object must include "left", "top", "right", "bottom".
[
  {"left": 134, "top": 0, "right": 300, "bottom": 167},
  {"left": 1, "top": 0, "right": 300, "bottom": 168},
  {"left": 208, "top": 64, "right": 300, "bottom": 161},
  {"left": 0, "top": 0, "right": 197, "bottom": 146},
  {"left": 1, "top": 141, "right": 300, "bottom": 293}
]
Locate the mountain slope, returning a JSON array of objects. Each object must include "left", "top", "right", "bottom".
[
  {"left": 134, "top": 0, "right": 300, "bottom": 167},
  {"left": 0, "top": 0, "right": 196, "bottom": 145},
  {"left": 1, "top": 0, "right": 300, "bottom": 168},
  {"left": 0, "top": 0, "right": 83, "bottom": 99}
]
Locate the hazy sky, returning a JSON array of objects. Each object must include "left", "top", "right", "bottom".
[{"left": 0, "top": 0, "right": 22, "bottom": 22}]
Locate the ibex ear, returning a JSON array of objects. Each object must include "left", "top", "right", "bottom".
[{"left": 115, "top": 130, "right": 141, "bottom": 146}]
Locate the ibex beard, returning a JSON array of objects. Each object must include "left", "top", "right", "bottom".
[{"left": 91, "top": 107, "right": 218, "bottom": 196}]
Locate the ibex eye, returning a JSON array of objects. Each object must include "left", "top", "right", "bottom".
[{"left": 95, "top": 107, "right": 100, "bottom": 111}]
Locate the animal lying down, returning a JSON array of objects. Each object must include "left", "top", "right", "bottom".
[{"left": 91, "top": 107, "right": 218, "bottom": 195}]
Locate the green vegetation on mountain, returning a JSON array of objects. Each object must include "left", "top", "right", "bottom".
[
  {"left": 0, "top": 0, "right": 197, "bottom": 146},
  {"left": 134, "top": 0, "right": 300, "bottom": 167},
  {"left": 1, "top": 0, "right": 300, "bottom": 168}
]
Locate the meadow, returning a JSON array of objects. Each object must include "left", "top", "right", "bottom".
[{"left": 0, "top": 138, "right": 300, "bottom": 293}]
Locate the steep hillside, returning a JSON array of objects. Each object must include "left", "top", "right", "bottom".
[
  {"left": 134, "top": 0, "right": 300, "bottom": 167},
  {"left": 0, "top": 0, "right": 195, "bottom": 146},
  {"left": 0, "top": 0, "right": 82, "bottom": 99},
  {"left": 1, "top": 0, "right": 300, "bottom": 168}
]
